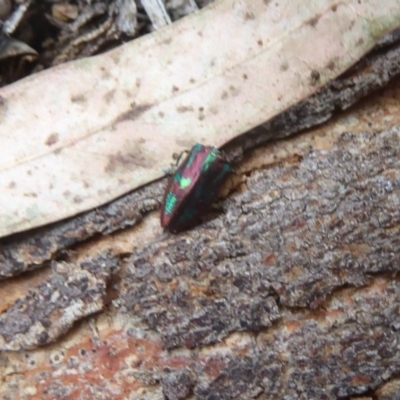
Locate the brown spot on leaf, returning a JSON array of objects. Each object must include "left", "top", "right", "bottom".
[
  {"left": 104, "top": 90, "right": 115, "bottom": 104},
  {"left": 244, "top": 12, "right": 255, "bottom": 20},
  {"left": 100, "top": 66, "right": 110, "bottom": 80},
  {"left": 221, "top": 91, "right": 228, "bottom": 100},
  {"left": 310, "top": 70, "right": 320, "bottom": 85},
  {"left": 73, "top": 196, "right": 83, "bottom": 204},
  {"left": 331, "top": 4, "right": 337, "bottom": 11},
  {"left": 8, "top": 181, "right": 16, "bottom": 189},
  {"left": 263, "top": 0, "right": 271, "bottom": 4},
  {"left": 189, "top": 78, "right": 196, "bottom": 84},
  {"left": 326, "top": 60, "right": 336, "bottom": 71},
  {"left": 45, "top": 133, "right": 59, "bottom": 146},
  {"left": 114, "top": 104, "right": 153, "bottom": 124},
  {"left": 307, "top": 13, "right": 321, "bottom": 27},
  {"left": 229, "top": 85, "right": 240, "bottom": 96},
  {"left": 357, "top": 37, "right": 365, "bottom": 46},
  {"left": 257, "top": 39, "right": 263, "bottom": 46},
  {"left": 210, "top": 106, "right": 218, "bottom": 115},
  {"left": 280, "top": 62, "right": 289, "bottom": 71},
  {"left": 172, "top": 86, "right": 180, "bottom": 93},
  {"left": 163, "top": 37, "right": 172, "bottom": 45},
  {"left": 71, "top": 94, "right": 87, "bottom": 103},
  {"left": 177, "top": 106, "right": 194, "bottom": 113},
  {"left": 159, "top": 111, "right": 165, "bottom": 118},
  {"left": 105, "top": 148, "right": 148, "bottom": 174},
  {"left": 110, "top": 52, "right": 120, "bottom": 65},
  {"left": 243, "top": 74, "right": 248, "bottom": 80}
]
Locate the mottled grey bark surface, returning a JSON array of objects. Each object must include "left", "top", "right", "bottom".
[
  {"left": 0, "top": 254, "right": 118, "bottom": 351},
  {"left": 117, "top": 127, "right": 400, "bottom": 399},
  {"left": 120, "top": 127, "right": 400, "bottom": 343}
]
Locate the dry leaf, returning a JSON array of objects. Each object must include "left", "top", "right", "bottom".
[{"left": 0, "top": 0, "right": 399, "bottom": 238}]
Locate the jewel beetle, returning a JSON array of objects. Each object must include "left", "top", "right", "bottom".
[{"left": 161, "top": 143, "right": 233, "bottom": 233}]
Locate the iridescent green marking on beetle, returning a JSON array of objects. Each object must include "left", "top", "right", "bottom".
[
  {"left": 179, "top": 176, "right": 192, "bottom": 190},
  {"left": 173, "top": 171, "right": 183, "bottom": 183},
  {"left": 185, "top": 143, "right": 203, "bottom": 167},
  {"left": 202, "top": 151, "right": 218, "bottom": 172},
  {"left": 165, "top": 192, "right": 178, "bottom": 216},
  {"left": 173, "top": 170, "right": 192, "bottom": 189}
]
